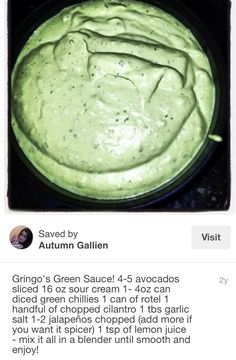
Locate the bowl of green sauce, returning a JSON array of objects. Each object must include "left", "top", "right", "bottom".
[{"left": 10, "top": 0, "right": 226, "bottom": 209}]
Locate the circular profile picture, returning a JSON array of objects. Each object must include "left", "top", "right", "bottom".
[{"left": 10, "top": 226, "right": 33, "bottom": 249}]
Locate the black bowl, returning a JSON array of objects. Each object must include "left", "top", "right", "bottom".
[{"left": 9, "top": 0, "right": 229, "bottom": 210}]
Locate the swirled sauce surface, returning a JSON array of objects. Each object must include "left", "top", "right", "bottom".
[{"left": 12, "top": 0, "right": 215, "bottom": 199}]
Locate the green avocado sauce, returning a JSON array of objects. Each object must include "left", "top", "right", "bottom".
[{"left": 12, "top": 0, "right": 215, "bottom": 199}]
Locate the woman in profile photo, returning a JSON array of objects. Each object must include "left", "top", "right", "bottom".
[{"left": 10, "top": 227, "right": 33, "bottom": 249}]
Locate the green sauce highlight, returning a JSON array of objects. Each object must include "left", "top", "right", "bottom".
[{"left": 12, "top": 0, "right": 215, "bottom": 199}]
